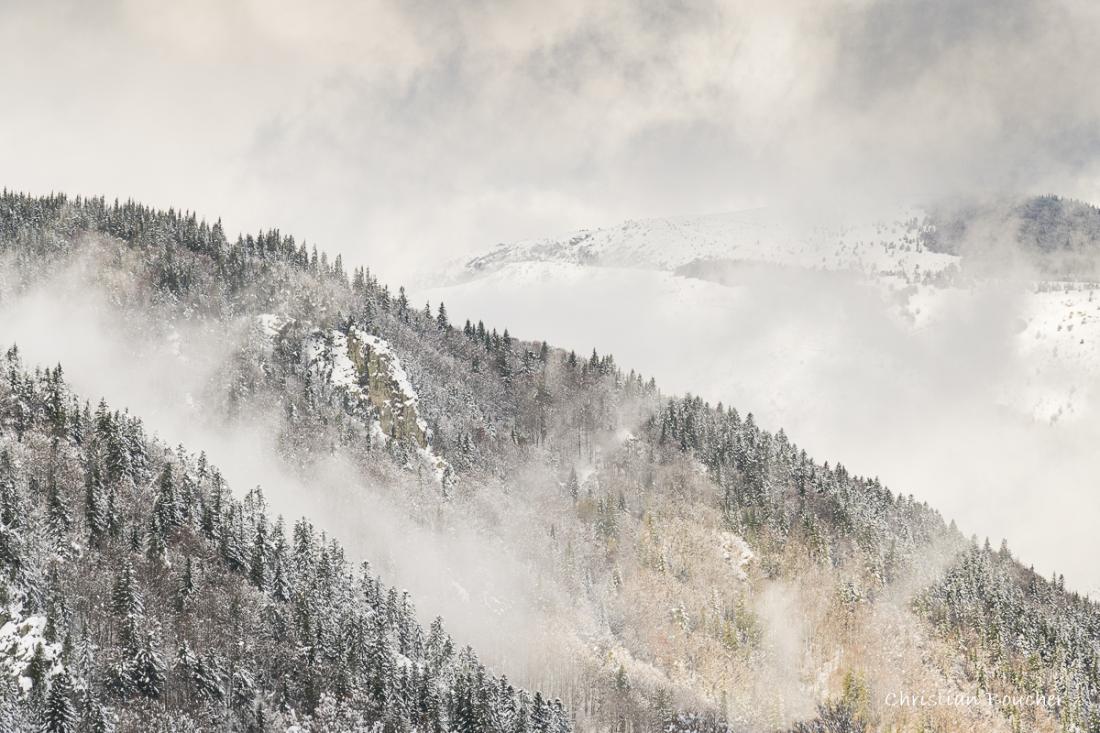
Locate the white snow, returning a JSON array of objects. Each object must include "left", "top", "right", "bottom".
[
  {"left": 718, "top": 533, "right": 755, "bottom": 582},
  {"left": 304, "top": 328, "right": 359, "bottom": 392},
  {"left": 435, "top": 208, "right": 957, "bottom": 285},
  {"left": 614, "top": 427, "right": 636, "bottom": 445},
  {"left": 255, "top": 312, "right": 290, "bottom": 340},
  {"left": 0, "top": 609, "right": 62, "bottom": 692}
]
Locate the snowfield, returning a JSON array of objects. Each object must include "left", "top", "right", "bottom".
[
  {"left": 0, "top": 610, "right": 61, "bottom": 692},
  {"left": 446, "top": 208, "right": 958, "bottom": 283}
]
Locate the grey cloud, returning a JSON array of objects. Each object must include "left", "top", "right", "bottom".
[
  {"left": 830, "top": 0, "right": 1041, "bottom": 101},
  {"left": 4, "top": 0, "right": 1100, "bottom": 280}
]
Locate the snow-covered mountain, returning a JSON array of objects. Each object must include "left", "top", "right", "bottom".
[
  {"left": 3, "top": 192, "right": 1099, "bottom": 732},
  {"left": 445, "top": 208, "right": 957, "bottom": 283}
]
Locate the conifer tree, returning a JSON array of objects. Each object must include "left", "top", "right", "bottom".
[
  {"left": 45, "top": 473, "right": 71, "bottom": 539},
  {"left": 84, "top": 466, "right": 110, "bottom": 547},
  {"left": 176, "top": 556, "right": 195, "bottom": 611},
  {"left": 111, "top": 559, "right": 144, "bottom": 644},
  {"left": 25, "top": 643, "right": 49, "bottom": 700},
  {"left": 129, "top": 628, "right": 166, "bottom": 699},
  {"left": 250, "top": 520, "right": 268, "bottom": 591},
  {"left": 40, "top": 669, "right": 78, "bottom": 733}
]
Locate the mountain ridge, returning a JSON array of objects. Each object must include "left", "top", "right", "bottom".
[
  {"left": 435, "top": 207, "right": 954, "bottom": 289},
  {"left": 1, "top": 191, "right": 1097, "bottom": 731}
]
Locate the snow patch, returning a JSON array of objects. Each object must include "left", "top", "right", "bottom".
[
  {"left": 0, "top": 609, "right": 62, "bottom": 692},
  {"left": 255, "top": 312, "right": 290, "bottom": 340},
  {"left": 718, "top": 533, "right": 755, "bottom": 582}
]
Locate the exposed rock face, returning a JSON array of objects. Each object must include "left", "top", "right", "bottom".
[
  {"left": 302, "top": 324, "right": 449, "bottom": 482},
  {"left": 346, "top": 329, "right": 428, "bottom": 449}
]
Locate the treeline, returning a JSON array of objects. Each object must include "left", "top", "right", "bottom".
[
  {"left": 652, "top": 396, "right": 947, "bottom": 581},
  {"left": 919, "top": 545, "right": 1100, "bottom": 731}
]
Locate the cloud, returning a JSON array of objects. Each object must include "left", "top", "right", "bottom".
[
  {"left": 0, "top": 258, "right": 582, "bottom": 683},
  {"left": 3, "top": 0, "right": 1100, "bottom": 284}
]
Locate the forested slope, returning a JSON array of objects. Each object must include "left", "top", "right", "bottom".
[
  {"left": 0, "top": 350, "right": 570, "bottom": 731},
  {"left": 1, "top": 191, "right": 1097, "bottom": 732}
]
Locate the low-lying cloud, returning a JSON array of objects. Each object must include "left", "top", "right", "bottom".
[
  {"left": 0, "top": 265, "right": 576, "bottom": 683},
  {"left": 424, "top": 256, "right": 1100, "bottom": 596}
]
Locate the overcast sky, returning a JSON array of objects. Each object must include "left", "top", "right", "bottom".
[{"left": 3, "top": 0, "right": 1100, "bottom": 282}]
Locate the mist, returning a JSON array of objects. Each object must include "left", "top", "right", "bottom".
[
  {"left": 0, "top": 264, "right": 583, "bottom": 687},
  {"left": 423, "top": 255, "right": 1100, "bottom": 597},
  {"left": 3, "top": 1, "right": 1099, "bottom": 728},
  {"left": 4, "top": 0, "right": 1100, "bottom": 284}
]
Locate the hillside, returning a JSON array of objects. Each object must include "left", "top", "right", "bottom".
[
  {"left": 923, "top": 195, "right": 1100, "bottom": 279},
  {"left": 421, "top": 202, "right": 1100, "bottom": 600},
  {"left": 0, "top": 192, "right": 1098, "bottom": 732},
  {"left": 0, "top": 349, "right": 570, "bottom": 731}
]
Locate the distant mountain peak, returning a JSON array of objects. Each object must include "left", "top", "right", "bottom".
[{"left": 438, "top": 207, "right": 954, "bottom": 287}]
